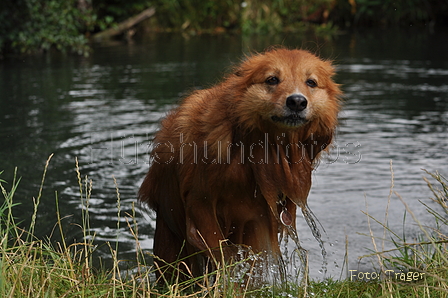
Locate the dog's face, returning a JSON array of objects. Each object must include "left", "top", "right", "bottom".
[{"left": 235, "top": 49, "right": 340, "bottom": 132}]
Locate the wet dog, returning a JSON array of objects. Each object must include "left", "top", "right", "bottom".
[{"left": 139, "top": 48, "right": 341, "bottom": 278}]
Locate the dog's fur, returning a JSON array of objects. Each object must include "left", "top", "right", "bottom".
[{"left": 139, "top": 48, "right": 341, "bottom": 276}]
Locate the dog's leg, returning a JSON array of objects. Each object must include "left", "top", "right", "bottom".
[{"left": 153, "top": 215, "right": 191, "bottom": 280}]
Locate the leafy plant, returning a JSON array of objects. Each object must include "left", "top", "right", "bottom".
[{"left": 0, "top": 0, "right": 93, "bottom": 55}]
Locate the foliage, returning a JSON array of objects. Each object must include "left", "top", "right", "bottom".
[
  {"left": 92, "top": 0, "right": 153, "bottom": 30},
  {"left": 150, "top": 0, "right": 448, "bottom": 33},
  {"left": 354, "top": 0, "right": 430, "bottom": 25},
  {"left": 0, "top": 0, "right": 152, "bottom": 56},
  {"left": 152, "top": 0, "right": 240, "bottom": 32},
  {"left": 0, "top": 0, "right": 93, "bottom": 56},
  {"left": 151, "top": 0, "right": 335, "bottom": 34},
  {"left": 332, "top": 0, "right": 448, "bottom": 27},
  {"left": 1, "top": 0, "right": 448, "bottom": 56}
]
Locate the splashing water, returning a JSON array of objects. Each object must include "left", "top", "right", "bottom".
[
  {"left": 278, "top": 204, "right": 328, "bottom": 288},
  {"left": 284, "top": 224, "right": 309, "bottom": 285},
  {"left": 230, "top": 245, "right": 286, "bottom": 289},
  {"left": 302, "top": 205, "right": 328, "bottom": 277},
  {"left": 228, "top": 205, "right": 328, "bottom": 291}
]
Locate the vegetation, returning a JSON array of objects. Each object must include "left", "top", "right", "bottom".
[
  {"left": 0, "top": 0, "right": 93, "bottom": 56},
  {"left": 1, "top": 0, "right": 448, "bottom": 56},
  {"left": 1, "top": 155, "right": 447, "bottom": 297}
]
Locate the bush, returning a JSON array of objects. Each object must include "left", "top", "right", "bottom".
[
  {"left": 0, "top": 0, "right": 93, "bottom": 56},
  {"left": 331, "top": 0, "right": 448, "bottom": 27},
  {"left": 2, "top": 0, "right": 448, "bottom": 56}
]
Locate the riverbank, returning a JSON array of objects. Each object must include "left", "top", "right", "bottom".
[
  {"left": 1, "top": 157, "right": 447, "bottom": 297},
  {"left": 1, "top": 0, "right": 448, "bottom": 57}
]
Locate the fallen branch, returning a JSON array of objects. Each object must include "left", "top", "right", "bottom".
[{"left": 92, "top": 7, "right": 156, "bottom": 41}]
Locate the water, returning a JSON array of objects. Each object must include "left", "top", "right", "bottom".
[
  {"left": 301, "top": 206, "right": 327, "bottom": 277},
  {"left": 277, "top": 205, "right": 328, "bottom": 287},
  {"left": 1, "top": 28, "right": 448, "bottom": 280},
  {"left": 283, "top": 223, "right": 309, "bottom": 284}
]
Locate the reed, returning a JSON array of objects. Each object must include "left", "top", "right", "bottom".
[{"left": 0, "top": 157, "right": 447, "bottom": 297}]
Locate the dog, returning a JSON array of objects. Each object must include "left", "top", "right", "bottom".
[{"left": 139, "top": 48, "right": 341, "bottom": 279}]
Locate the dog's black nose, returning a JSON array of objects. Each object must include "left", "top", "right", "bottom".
[{"left": 286, "top": 94, "right": 307, "bottom": 112}]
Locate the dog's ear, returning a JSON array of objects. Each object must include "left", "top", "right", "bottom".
[
  {"left": 232, "top": 54, "right": 270, "bottom": 85},
  {"left": 232, "top": 63, "right": 251, "bottom": 83},
  {"left": 232, "top": 50, "right": 264, "bottom": 79}
]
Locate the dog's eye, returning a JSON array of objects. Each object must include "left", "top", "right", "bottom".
[
  {"left": 265, "top": 76, "right": 280, "bottom": 85},
  {"left": 306, "top": 79, "right": 317, "bottom": 88}
]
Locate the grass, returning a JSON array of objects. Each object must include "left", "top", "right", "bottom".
[{"left": 0, "top": 157, "right": 447, "bottom": 297}]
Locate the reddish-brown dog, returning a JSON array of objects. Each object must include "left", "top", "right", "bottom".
[{"left": 139, "top": 48, "right": 341, "bottom": 277}]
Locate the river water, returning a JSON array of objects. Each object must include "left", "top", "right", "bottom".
[{"left": 1, "top": 28, "right": 447, "bottom": 280}]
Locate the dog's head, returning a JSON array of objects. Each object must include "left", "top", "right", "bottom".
[{"left": 233, "top": 48, "right": 341, "bottom": 135}]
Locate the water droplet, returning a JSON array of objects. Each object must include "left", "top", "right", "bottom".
[{"left": 302, "top": 206, "right": 327, "bottom": 277}]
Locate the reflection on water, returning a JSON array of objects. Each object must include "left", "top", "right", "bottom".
[{"left": 0, "top": 29, "right": 447, "bottom": 280}]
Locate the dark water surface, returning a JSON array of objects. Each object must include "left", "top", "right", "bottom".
[{"left": 1, "top": 29, "right": 447, "bottom": 280}]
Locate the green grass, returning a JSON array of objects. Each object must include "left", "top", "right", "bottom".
[{"left": 1, "top": 157, "right": 447, "bottom": 297}]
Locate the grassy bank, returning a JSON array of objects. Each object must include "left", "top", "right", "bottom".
[{"left": 1, "top": 157, "right": 447, "bottom": 297}]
